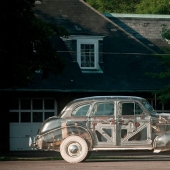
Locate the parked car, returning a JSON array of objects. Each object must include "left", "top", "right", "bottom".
[{"left": 29, "top": 96, "right": 170, "bottom": 163}]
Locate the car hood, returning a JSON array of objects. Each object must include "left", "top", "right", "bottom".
[
  {"left": 154, "top": 113, "right": 170, "bottom": 117},
  {"left": 156, "top": 113, "right": 170, "bottom": 116},
  {"left": 152, "top": 113, "right": 170, "bottom": 123},
  {"left": 38, "top": 116, "right": 64, "bottom": 134}
]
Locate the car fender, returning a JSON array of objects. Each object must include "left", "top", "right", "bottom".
[
  {"left": 39, "top": 125, "right": 93, "bottom": 151},
  {"left": 153, "top": 132, "right": 170, "bottom": 153}
]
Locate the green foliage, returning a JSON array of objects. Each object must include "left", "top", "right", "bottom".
[
  {"left": 86, "top": 0, "right": 170, "bottom": 14},
  {"left": 0, "top": 0, "right": 67, "bottom": 88},
  {"left": 161, "top": 24, "right": 170, "bottom": 40},
  {"left": 86, "top": 0, "right": 140, "bottom": 13},
  {"left": 136, "top": 0, "right": 170, "bottom": 14},
  {"left": 150, "top": 25, "right": 170, "bottom": 103},
  {"left": 155, "top": 84, "right": 170, "bottom": 103}
]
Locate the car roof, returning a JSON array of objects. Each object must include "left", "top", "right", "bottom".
[
  {"left": 72, "top": 96, "right": 145, "bottom": 104},
  {"left": 60, "top": 96, "right": 147, "bottom": 117}
]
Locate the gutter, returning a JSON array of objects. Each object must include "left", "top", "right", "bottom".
[
  {"left": 103, "top": 13, "right": 170, "bottom": 19},
  {"left": 0, "top": 89, "right": 158, "bottom": 92}
]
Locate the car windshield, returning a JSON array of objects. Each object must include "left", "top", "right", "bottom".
[
  {"left": 142, "top": 100, "right": 156, "bottom": 114},
  {"left": 58, "top": 109, "right": 66, "bottom": 118},
  {"left": 58, "top": 101, "right": 73, "bottom": 118}
]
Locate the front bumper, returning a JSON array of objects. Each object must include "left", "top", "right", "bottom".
[
  {"left": 29, "top": 135, "right": 52, "bottom": 150},
  {"left": 29, "top": 136, "right": 43, "bottom": 150},
  {"left": 29, "top": 136, "right": 37, "bottom": 149}
]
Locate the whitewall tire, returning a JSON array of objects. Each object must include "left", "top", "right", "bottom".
[{"left": 60, "top": 136, "right": 88, "bottom": 163}]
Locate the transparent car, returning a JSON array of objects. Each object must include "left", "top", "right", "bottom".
[{"left": 29, "top": 96, "right": 170, "bottom": 163}]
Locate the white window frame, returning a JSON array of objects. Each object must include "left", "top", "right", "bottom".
[
  {"left": 9, "top": 98, "right": 57, "bottom": 123},
  {"left": 61, "top": 35, "right": 104, "bottom": 72},
  {"left": 77, "top": 39, "right": 99, "bottom": 70}
]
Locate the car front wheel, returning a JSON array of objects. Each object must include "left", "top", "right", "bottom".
[{"left": 60, "top": 135, "right": 88, "bottom": 163}]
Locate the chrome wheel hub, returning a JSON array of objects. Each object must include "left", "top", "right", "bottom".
[{"left": 67, "top": 142, "right": 82, "bottom": 157}]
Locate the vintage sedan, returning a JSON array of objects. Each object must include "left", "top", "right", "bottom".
[{"left": 29, "top": 96, "right": 170, "bottom": 163}]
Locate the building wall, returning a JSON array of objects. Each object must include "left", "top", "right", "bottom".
[
  {"left": 0, "top": 91, "right": 10, "bottom": 152},
  {"left": 105, "top": 14, "right": 170, "bottom": 48}
]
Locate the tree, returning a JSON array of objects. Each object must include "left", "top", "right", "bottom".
[
  {"left": 86, "top": 0, "right": 140, "bottom": 13},
  {"left": 85, "top": 0, "right": 170, "bottom": 14},
  {"left": 136, "top": 0, "right": 170, "bottom": 14},
  {"left": 150, "top": 25, "right": 170, "bottom": 103},
  {"left": 0, "top": 0, "right": 67, "bottom": 88}
]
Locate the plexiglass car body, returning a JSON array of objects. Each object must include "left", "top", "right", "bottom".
[{"left": 29, "top": 96, "right": 170, "bottom": 163}]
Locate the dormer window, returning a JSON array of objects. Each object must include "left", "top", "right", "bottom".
[
  {"left": 62, "top": 35, "right": 104, "bottom": 73},
  {"left": 77, "top": 39, "right": 98, "bottom": 70}
]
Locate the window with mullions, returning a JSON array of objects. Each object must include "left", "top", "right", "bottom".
[
  {"left": 77, "top": 39, "right": 98, "bottom": 70},
  {"left": 62, "top": 36, "right": 104, "bottom": 73},
  {"left": 9, "top": 99, "right": 57, "bottom": 123},
  {"left": 81, "top": 44, "right": 95, "bottom": 68}
]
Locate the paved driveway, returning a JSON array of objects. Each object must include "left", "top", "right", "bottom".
[{"left": 0, "top": 160, "right": 170, "bottom": 170}]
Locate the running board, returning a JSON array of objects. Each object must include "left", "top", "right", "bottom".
[{"left": 93, "top": 147, "right": 153, "bottom": 151}]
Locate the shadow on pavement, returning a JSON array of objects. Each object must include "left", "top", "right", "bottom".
[{"left": 0, "top": 150, "right": 170, "bottom": 159}]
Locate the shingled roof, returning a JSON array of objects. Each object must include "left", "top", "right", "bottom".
[
  {"left": 34, "top": 0, "right": 164, "bottom": 54},
  {"left": 21, "top": 0, "right": 170, "bottom": 92}
]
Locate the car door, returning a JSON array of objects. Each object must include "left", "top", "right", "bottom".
[
  {"left": 117, "top": 101, "right": 152, "bottom": 147},
  {"left": 87, "top": 101, "right": 121, "bottom": 147}
]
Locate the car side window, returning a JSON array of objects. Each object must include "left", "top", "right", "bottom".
[
  {"left": 122, "top": 103, "right": 134, "bottom": 115},
  {"left": 91, "top": 103, "right": 114, "bottom": 116},
  {"left": 71, "top": 104, "right": 90, "bottom": 116},
  {"left": 120, "top": 102, "right": 143, "bottom": 116}
]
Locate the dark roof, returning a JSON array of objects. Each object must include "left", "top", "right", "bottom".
[
  {"left": 25, "top": 54, "right": 168, "bottom": 92},
  {"left": 34, "top": 0, "right": 169, "bottom": 54},
  {"left": 8, "top": 0, "right": 169, "bottom": 92}
]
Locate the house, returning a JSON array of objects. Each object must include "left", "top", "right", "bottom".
[{"left": 0, "top": 0, "right": 170, "bottom": 152}]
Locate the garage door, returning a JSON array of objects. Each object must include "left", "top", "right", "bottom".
[{"left": 9, "top": 98, "right": 57, "bottom": 151}]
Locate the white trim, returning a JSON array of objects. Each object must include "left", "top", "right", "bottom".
[
  {"left": 77, "top": 39, "right": 99, "bottom": 70},
  {"left": 103, "top": 13, "right": 170, "bottom": 19},
  {"left": 9, "top": 98, "right": 57, "bottom": 123},
  {"left": 61, "top": 35, "right": 104, "bottom": 72},
  {"left": 61, "top": 35, "right": 104, "bottom": 41},
  {"left": 82, "top": 65, "right": 103, "bottom": 73}
]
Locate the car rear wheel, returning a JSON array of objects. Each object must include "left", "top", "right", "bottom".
[{"left": 60, "top": 136, "right": 88, "bottom": 163}]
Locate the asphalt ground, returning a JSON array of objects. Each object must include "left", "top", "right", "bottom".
[
  {"left": 0, "top": 150, "right": 170, "bottom": 161},
  {"left": 1, "top": 160, "right": 170, "bottom": 170}
]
